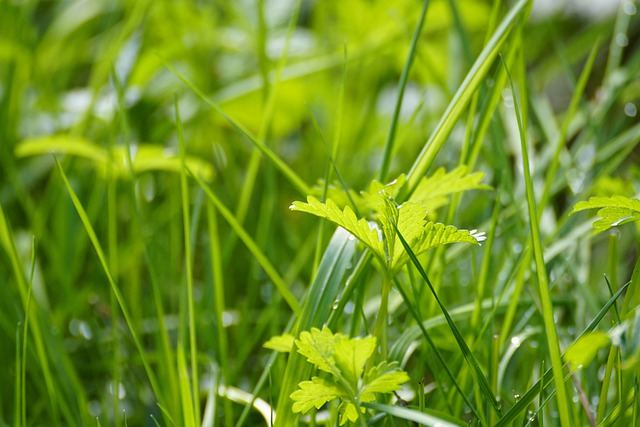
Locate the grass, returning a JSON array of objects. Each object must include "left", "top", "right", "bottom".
[{"left": 1, "top": 0, "right": 640, "bottom": 426}]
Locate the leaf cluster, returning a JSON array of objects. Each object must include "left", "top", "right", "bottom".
[
  {"left": 292, "top": 167, "right": 488, "bottom": 272},
  {"left": 287, "top": 326, "right": 409, "bottom": 425}
]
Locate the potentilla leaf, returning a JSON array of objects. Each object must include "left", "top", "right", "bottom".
[
  {"left": 571, "top": 195, "right": 640, "bottom": 233},
  {"left": 392, "top": 222, "right": 480, "bottom": 271},
  {"left": 360, "top": 361, "right": 410, "bottom": 402},
  {"left": 411, "top": 166, "right": 490, "bottom": 209},
  {"left": 263, "top": 333, "right": 295, "bottom": 352},
  {"left": 295, "top": 326, "right": 344, "bottom": 375},
  {"left": 290, "top": 376, "right": 345, "bottom": 413},
  {"left": 361, "top": 175, "right": 407, "bottom": 210},
  {"left": 290, "top": 196, "right": 385, "bottom": 262},
  {"left": 338, "top": 401, "right": 364, "bottom": 426},
  {"left": 333, "top": 335, "right": 377, "bottom": 387}
]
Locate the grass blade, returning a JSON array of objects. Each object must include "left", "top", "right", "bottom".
[
  {"left": 176, "top": 98, "right": 200, "bottom": 425},
  {"left": 274, "top": 227, "right": 356, "bottom": 427},
  {"left": 495, "top": 280, "right": 630, "bottom": 427},
  {"left": 54, "top": 157, "right": 163, "bottom": 407},
  {"left": 503, "top": 58, "right": 572, "bottom": 426},
  {"left": 188, "top": 169, "right": 301, "bottom": 316},
  {"left": 363, "top": 402, "right": 464, "bottom": 427},
  {"left": 401, "top": 0, "right": 529, "bottom": 198},
  {"left": 379, "top": 0, "right": 430, "bottom": 182},
  {"left": 392, "top": 221, "right": 502, "bottom": 418}
]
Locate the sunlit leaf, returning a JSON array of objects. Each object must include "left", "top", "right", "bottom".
[
  {"left": 338, "top": 401, "right": 363, "bottom": 426},
  {"left": 333, "top": 335, "right": 376, "bottom": 386},
  {"left": 410, "top": 166, "right": 490, "bottom": 211},
  {"left": 290, "top": 196, "right": 385, "bottom": 261},
  {"left": 571, "top": 195, "right": 640, "bottom": 233},
  {"left": 360, "top": 361, "right": 410, "bottom": 402},
  {"left": 294, "top": 326, "right": 342, "bottom": 376},
  {"left": 263, "top": 334, "right": 295, "bottom": 352},
  {"left": 290, "top": 376, "right": 344, "bottom": 414},
  {"left": 564, "top": 331, "right": 610, "bottom": 371}
]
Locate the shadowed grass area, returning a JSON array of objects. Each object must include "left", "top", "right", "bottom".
[{"left": 1, "top": 0, "right": 639, "bottom": 426}]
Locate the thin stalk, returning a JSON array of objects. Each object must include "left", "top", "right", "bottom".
[
  {"left": 379, "top": 0, "right": 430, "bottom": 182},
  {"left": 176, "top": 98, "right": 201, "bottom": 426},
  {"left": 374, "top": 272, "right": 392, "bottom": 361},
  {"left": 503, "top": 58, "right": 572, "bottom": 427}
]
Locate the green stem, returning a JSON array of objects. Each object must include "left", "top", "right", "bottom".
[{"left": 375, "top": 272, "right": 392, "bottom": 361}]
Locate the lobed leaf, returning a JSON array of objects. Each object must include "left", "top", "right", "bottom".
[
  {"left": 333, "top": 336, "right": 377, "bottom": 387},
  {"left": 338, "top": 401, "right": 363, "bottom": 426},
  {"left": 571, "top": 195, "right": 640, "bottom": 233},
  {"left": 564, "top": 331, "right": 611, "bottom": 371},
  {"left": 295, "top": 326, "right": 342, "bottom": 376},
  {"left": 360, "top": 361, "right": 410, "bottom": 402},
  {"left": 290, "top": 376, "right": 344, "bottom": 414},
  {"left": 290, "top": 196, "right": 385, "bottom": 261},
  {"left": 263, "top": 334, "right": 295, "bottom": 353},
  {"left": 411, "top": 166, "right": 490, "bottom": 211}
]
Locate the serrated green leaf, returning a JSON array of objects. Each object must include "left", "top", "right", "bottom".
[
  {"left": 333, "top": 335, "right": 376, "bottom": 387},
  {"left": 571, "top": 195, "right": 640, "bottom": 233},
  {"left": 264, "top": 334, "right": 295, "bottom": 352},
  {"left": 360, "top": 361, "right": 410, "bottom": 402},
  {"left": 411, "top": 166, "right": 490, "bottom": 210},
  {"left": 294, "top": 326, "right": 341, "bottom": 375},
  {"left": 361, "top": 175, "right": 407, "bottom": 210},
  {"left": 290, "top": 376, "right": 344, "bottom": 414},
  {"left": 392, "top": 222, "right": 480, "bottom": 271},
  {"left": 338, "top": 401, "right": 363, "bottom": 426},
  {"left": 564, "top": 331, "right": 611, "bottom": 371},
  {"left": 290, "top": 196, "right": 385, "bottom": 262}
]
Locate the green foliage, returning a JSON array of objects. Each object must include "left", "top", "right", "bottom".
[
  {"left": 571, "top": 195, "right": 640, "bottom": 233},
  {"left": 291, "top": 167, "right": 486, "bottom": 272},
  {"left": 564, "top": 331, "right": 611, "bottom": 371},
  {"left": 289, "top": 327, "right": 409, "bottom": 426}
]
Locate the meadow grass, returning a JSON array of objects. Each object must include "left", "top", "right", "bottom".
[{"left": 1, "top": 0, "right": 639, "bottom": 426}]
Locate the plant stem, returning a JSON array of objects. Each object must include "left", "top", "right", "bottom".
[{"left": 375, "top": 272, "right": 392, "bottom": 361}]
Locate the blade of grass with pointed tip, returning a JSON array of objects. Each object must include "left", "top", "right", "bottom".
[
  {"left": 273, "top": 227, "right": 356, "bottom": 427},
  {"left": 54, "top": 157, "right": 163, "bottom": 406},
  {"left": 392, "top": 222, "right": 502, "bottom": 417},
  {"left": 401, "top": 0, "right": 528, "bottom": 199},
  {"left": 379, "top": 0, "right": 430, "bottom": 182},
  {"left": 162, "top": 61, "right": 311, "bottom": 197},
  {"left": 393, "top": 277, "right": 485, "bottom": 425},
  {"left": 363, "top": 402, "right": 465, "bottom": 427},
  {"left": 176, "top": 98, "right": 201, "bottom": 426},
  {"left": 188, "top": 169, "right": 301, "bottom": 316},
  {"left": 496, "top": 280, "right": 630, "bottom": 426},
  {"left": 503, "top": 58, "right": 572, "bottom": 427}
]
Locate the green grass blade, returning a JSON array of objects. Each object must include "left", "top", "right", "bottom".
[
  {"left": 393, "top": 277, "right": 484, "bottom": 425},
  {"left": 503, "top": 58, "right": 572, "bottom": 427},
  {"left": 495, "top": 280, "right": 630, "bottom": 427},
  {"left": 402, "top": 0, "right": 529, "bottom": 198},
  {"left": 162, "top": 61, "right": 311, "bottom": 196},
  {"left": 392, "top": 222, "right": 502, "bottom": 418},
  {"left": 363, "top": 402, "right": 465, "bottom": 427},
  {"left": 189, "top": 169, "right": 301, "bottom": 316},
  {"left": 378, "top": 0, "right": 430, "bottom": 182},
  {"left": 176, "top": 98, "right": 201, "bottom": 425},
  {"left": 54, "top": 157, "right": 163, "bottom": 406},
  {"left": 273, "top": 227, "right": 356, "bottom": 427},
  {"left": 177, "top": 345, "right": 196, "bottom": 427}
]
